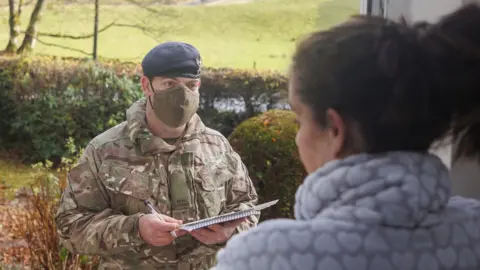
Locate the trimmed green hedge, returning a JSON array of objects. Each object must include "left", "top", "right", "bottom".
[
  {"left": 0, "top": 57, "right": 142, "bottom": 164},
  {"left": 0, "top": 56, "right": 288, "bottom": 164},
  {"left": 228, "top": 110, "right": 306, "bottom": 220}
]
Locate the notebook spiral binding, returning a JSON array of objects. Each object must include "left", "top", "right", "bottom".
[
  {"left": 178, "top": 200, "right": 278, "bottom": 232},
  {"left": 180, "top": 209, "right": 259, "bottom": 232}
]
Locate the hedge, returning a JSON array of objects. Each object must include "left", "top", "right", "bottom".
[
  {"left": 229, "top": 110, "right": 306, "bottom": 220},
  {"left": 0, "top": 56, "right": 288, "bottom": 164}
]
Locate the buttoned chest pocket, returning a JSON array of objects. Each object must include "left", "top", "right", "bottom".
[
  {"left": 99, "top": 162, "right": 168, "bottom": 216},
  {"left": 193, "top": 158, "right": 233, "bottom": 217}
]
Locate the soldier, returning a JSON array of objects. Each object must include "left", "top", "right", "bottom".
[{"left": 55, "top": 41, "right": 259, "bottom": 270}]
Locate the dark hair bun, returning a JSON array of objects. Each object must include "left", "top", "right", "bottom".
[
  {"left": 375, "top": 3, "right": 480, "bottom": 148},
  {"left": 420, "top": 3, "right": 480, "bottom": 130},
  {"left": 422, "top": 3, "right": 480, "bottom": 157}
]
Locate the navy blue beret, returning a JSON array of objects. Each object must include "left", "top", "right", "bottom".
[{"left": 141, "top": 41, "right": 202, "bottom": 79}]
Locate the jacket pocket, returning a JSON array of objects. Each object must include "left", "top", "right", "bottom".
[
  {"left": 68, "top": 162, "right": 109, "bottom": 212},
  {"left": 194, "top": 158, "right": 233, "bottom": 217},
  {"left": 99, "top": 162, "right": 165, "bottom": 215}
]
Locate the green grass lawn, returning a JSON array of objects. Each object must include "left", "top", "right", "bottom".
[
  {"left": 0, "top": 158, "right": 67, "bottom": 199},
  {"left": 0, "top": 159, "right": 39, "bottom": 198},
  {"left": 0, "top": 0, "right": 359, "bottom": 71}
]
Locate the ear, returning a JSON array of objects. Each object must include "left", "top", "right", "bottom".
[
  {"left": 141, "top": 76, "right": 153, "bottom": 97},
  {"left": 325, "top": 108, "right": 346, "bottom": 157}
]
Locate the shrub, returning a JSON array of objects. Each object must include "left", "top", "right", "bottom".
[
  {"left": 0, "top": 56, "right": 288, "bottom": 164},
  {"left": 228, "top": 110, "right": 306, "bottom": 220},
  {"left": 0, "top": 56, "right": 143, "bottom": 164},
  {"left": 0, "top": 147, "right": 99, "bottom": 269}
]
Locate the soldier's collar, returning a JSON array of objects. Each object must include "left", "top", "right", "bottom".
[
  {"left": 127, "top": 97, "right": 149, "bottom": 142},
  {"left": 136, "top": 130, "right": 201, "bottom": 155},
  {"left": 138, "top": 134, "right": 178, "bottom": 154}
]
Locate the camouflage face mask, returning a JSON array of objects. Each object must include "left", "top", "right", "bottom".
[{"left": 149, "top": 84, "right": 199, "bottom": 128}]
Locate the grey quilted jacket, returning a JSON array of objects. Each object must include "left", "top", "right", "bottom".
[{"left": 212, "top": 151, "right": 480, "bottom": 270}]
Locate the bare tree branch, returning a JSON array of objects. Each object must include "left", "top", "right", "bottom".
[
  {"left": 35, "top": 37, "right": 91, "bottom": 56},
  {"left": 113, "top": 22, "right": 149, "bottom": 31},
  {"left": 28, "top": 22, "right": 159, "bottom": 42},
  {"left": 17, "top": 0, "right": 24, "bottom": 18},
  {"left": 31, "top": 22, "right": 116, "bottom": 39},
  {"left": 122, "top": 0, "right": 177, "bottom": 17},
  {"left": 127, "top": 12, "right": 183, "bottom": 41},
  {"left": 113, "top": 22, "right": 161, "bottom": 42}
]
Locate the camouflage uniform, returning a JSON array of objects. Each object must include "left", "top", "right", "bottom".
[{"left": 55, "top": 97, "right": 259, "bottom": 270}]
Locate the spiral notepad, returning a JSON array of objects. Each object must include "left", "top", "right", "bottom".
[{"left": 179, "top": 200, "right": 278, "bottom": 232}]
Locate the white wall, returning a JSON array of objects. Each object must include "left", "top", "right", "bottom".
[
  {"left": 409, "top": 0, "right": 464, "bottom": 22},
  {"left": 386, "top": 0, "right": 412, "bottom": 21},
  {"left": 377, "top": 0, "right": 471, "bottom": 23}
]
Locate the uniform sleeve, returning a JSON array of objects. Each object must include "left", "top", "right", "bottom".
[
  {"left": 55, "top": 143, "right": 145, "bottom": 256},
  {"left": 222, "top": 149, "right": 259, "bottom": 234}
]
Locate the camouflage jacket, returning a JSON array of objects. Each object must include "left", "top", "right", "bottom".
[{"left": 55, "top": 98, "right": 259, "bottom": 270}]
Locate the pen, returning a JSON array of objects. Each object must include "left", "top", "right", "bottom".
[{"left": 144, "top": 200, "right": 178, "bottom": 239}]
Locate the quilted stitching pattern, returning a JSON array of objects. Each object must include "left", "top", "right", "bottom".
[{"left": 212, "top": 152, "right": 480, "bottom": 270}]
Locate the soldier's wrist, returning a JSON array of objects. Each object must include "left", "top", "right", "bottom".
[{"left": 133, "top": 213, "right": 146, "bottom": 243}]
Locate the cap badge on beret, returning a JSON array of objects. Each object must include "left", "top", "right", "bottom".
[{"left": 196, "top": 57, "right": 202, "bottom": 73}]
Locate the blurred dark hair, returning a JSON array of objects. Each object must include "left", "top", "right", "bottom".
[{"left": 291, "top": 4, "right": 480, "bottom": 157}]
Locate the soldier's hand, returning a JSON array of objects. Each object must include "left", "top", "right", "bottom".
[
  {"left": 190, "top": 217, "right": 247, "bottom": 245},
  {"left": 139, "top": 214, "right": 186, "bottom": 246}
]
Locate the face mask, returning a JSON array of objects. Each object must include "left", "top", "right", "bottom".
[{"left": 148, "top": 84, "right": 199, "bottom": 128}]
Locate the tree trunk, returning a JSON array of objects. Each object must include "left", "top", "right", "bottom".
[
  {"left": 5, "top": 0, "right": 21, "bottom": 53},
  {"left": 92, "top": 0, "right": 99, "bottom": 60},
  {"left": 17, "top": 0, "right": 23, "bottom": 16},
  {"left": 17, "top": 0, "right": 46, "bottom": 54}
]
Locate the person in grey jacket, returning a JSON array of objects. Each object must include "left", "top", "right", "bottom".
[{"left": 211, "top": 3, "right": 480, "bottom": 270}]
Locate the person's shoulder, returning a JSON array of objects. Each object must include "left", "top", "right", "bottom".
[
  {"left": 215, "top": 218, "right": 305, "bottom": 267},
  {"left": 88, "top": 121, "right": 130, "bottom": 150},
  {"left": 215, "top": 217, "right": 361, "bottom": 270},
  {"left": 200, "top": 127, "right": 230, "bottom": 145},
  {"left": 196, "top": 127, "right": 236, "bottom": 158},
  {"left": 241, "top": 216, "right": 363, "bottom": 245},
  {"left": 447, "top": 195, "right": 480, "bottom": 219}
]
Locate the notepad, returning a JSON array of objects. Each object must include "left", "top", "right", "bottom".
[{"left": 179, "top": 200, "right": 279, "bottom": 232}]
